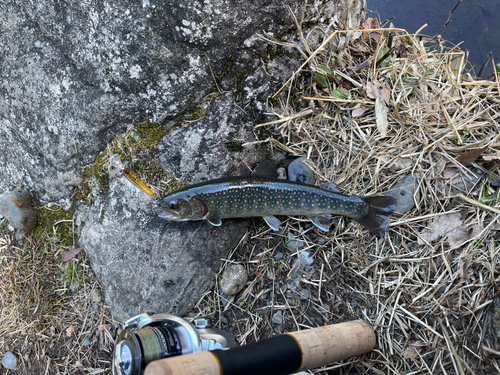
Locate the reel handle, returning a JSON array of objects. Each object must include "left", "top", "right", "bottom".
[{"left": 144, "top": 320, "right": 375, "bottom": 375}]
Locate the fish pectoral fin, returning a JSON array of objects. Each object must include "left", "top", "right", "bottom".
[
  {"left": 307, "top": 214, "right": 332, "bottom": 232},
  {"left": 263, "top": 215, "right": 280, "bottom": 231},
  {"left": 252, "top": 160, "right": 279, "bottom": 178},
  {"left": 320, "top": 182, "right": 340, "bottom": 193},
  {"left": 206, "top": 215, "right": 222, "bottom": 226}
]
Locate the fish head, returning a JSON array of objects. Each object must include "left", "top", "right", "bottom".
[{"left": 158, "top": 196, "right": 208, "bottom": 221}]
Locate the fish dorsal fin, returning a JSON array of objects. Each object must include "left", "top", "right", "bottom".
[
  {"left": 206, "top": 215, "right": 222, "bottom": 226},
  {"left": 320, "top": 182, "right": 340, "bottom": 193},
  {"left": 263, "top": 215, "right": 280, "bottom": 231},
  {"left": 252, "top": 160, "right": 279, "bottom": 178},
  {"left": 307, "top": 214, "right": 332, "bottom": 232}
]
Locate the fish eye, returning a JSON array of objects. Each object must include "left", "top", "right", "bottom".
[{"left": 169, "top": 200, "right": 179, "bottom": 210}]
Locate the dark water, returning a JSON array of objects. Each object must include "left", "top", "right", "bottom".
[{"left": 367, "top": 0, "right": 500, "bottom": 77}]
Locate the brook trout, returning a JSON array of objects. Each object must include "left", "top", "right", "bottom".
[{"left": 158, "top": 161, "right": 396, "bottom": 237}]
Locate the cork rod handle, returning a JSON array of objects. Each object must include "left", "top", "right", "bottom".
[{"left": 144, "top": 320, "right": 375, "bottom": 375}]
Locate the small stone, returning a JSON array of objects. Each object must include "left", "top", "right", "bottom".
[
  {"left": 318, "top": 237, "right": 327, "bottom": 245},
  {"left": 300, "top": 289, "right": 310, "bottom": 300},
  {"left": 272, "top": 311, "right": 283, "bottom": 325},
  {"left": 286, "top": 232, "right": 304, "bottom": 252},
  {"left": 93, "top": 304, "right": 100, "bottom": 312},
  {"left": 0, "top": 188, "right": 37, "bottom": 233},
  {"left": 277, "top": 167, "right": 287, "bottom": 180},
  {"left": 384, "top": 174, "right": 419, "bottom": 216},
  {"left": 351, "top": 302, "right": 358, "bottom": 307},
  {"left": 90, "top": 289, "right": 101, "bottom": 303},
  {"left": 221, "top": 316, "right": 229, "bottom": 325},
  {"left": 437, "top": 286, "right": 446, "bottom": 293},
  {"left": 69, "top": 282, "right": 80, "bottom": 293},
  {"left": 288, "top": 157, "right": 315, "bottom": 184},
  {"left": 221, "top": 264, "right": 248, "bottom": 296},
  {"left": 83, "top": 337, "right": 91, "bottom": 347},
  {"left": 274, "top": 251, "right": 283, "bottom": 260},
  {"left": 2, "top": 351, "right": 17, "bottom": 369}
]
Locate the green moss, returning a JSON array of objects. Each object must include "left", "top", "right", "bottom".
[
  {"left": 224, "top": 140, "right": 245, "bottom": 152},
  {"left": 130, "top": 159, "right": 188, "bottom": 199},
  {"left": 76, "top": 121, "right": 169, "bottom": 203},
  {"left": 33, "top": 204, "right": 74, "bottom": 248},
  {"left": 191, "top": 106, "right": 206, "bottom": 120}
]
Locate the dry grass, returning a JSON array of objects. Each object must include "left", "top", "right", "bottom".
[
  {"left": 0, "top": 210, "right": 117, "bottom": 375},
  {"left": 195, "top": 17, "right": 500, "bottom": 375}
]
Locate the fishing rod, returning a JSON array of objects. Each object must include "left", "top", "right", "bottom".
[{"left": 113, "top": 313, "right": 376, "bottom": 375}]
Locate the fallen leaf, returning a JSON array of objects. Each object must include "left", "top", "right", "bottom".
[
  {"left": 402, "top": 340, "right": 424, "bottom": 359},
  {"left": 442, "top": 168, "right": 462, "bottom": 185},
  {"left": 63, "top": 247, "right": 83, "bottom": 262},
  {"left": 375, "top": 94, "right": 388, "bottom": 137},
  {"left": 98, "top": 324, "right": 111, "bottom": 332},
  {"left": 471, "top": 223, "right": 485, "bottom": 238},
  {"left": 362, "top": 17, "right": 378, "bottom": 30},
  {"left": 483, "top": 154, "right": 500, "bottom": 161},
  {"left": 66, "top": 326, "right": 76, "bottom": 337},
  {"left": 352, "top": 104, "right": 368, "bottom": 118},
  {"left": 493, "top": 219, "right": 500, "bottom": 231},
  {"left": 456, "top": 147, "right": 488, "bottom": 166},
  {"left": 366, "top": 80, "right": 376, "bottom": 99},
  {"left": 418, "top": 212, "right": 468, "bottom": 247}
]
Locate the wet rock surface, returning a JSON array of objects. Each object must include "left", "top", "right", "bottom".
[{"left": 0, "top": 188, "right": 37, "bottom": 232}]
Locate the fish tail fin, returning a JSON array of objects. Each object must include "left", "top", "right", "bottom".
[{"left": 356, "top": 196, "right": 397, "bottom": 237}]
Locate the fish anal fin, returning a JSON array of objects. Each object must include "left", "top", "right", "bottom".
[
  {"left": 307, "top": 214, "right": 332, "bottom": 232},
  {"left": 252, "top": 160, "right": 279, "bottom": 178},
  {"left": 320, "top": 182, "right": 340, "bottom": 193},
  {"left": 357, "top": 196, "right": 397, "bottom": 237},
  {"left": 263, "top": 215, "right": 280, "bottom": 231},
  {"left": 206, "top": 215, "right": 222, "bottom": 226}
]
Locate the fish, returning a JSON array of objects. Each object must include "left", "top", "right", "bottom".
[{"left": 158, "top": 160, "right": 396, "bottom": 237}]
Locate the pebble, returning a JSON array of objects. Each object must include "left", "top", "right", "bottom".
[
  {"left": 221, "top": 265, "right": 248, "bottom": 296},
  {"left": 286, "top": 232, "right": 304, "bottom": 252},
  {"left": 318, "top": 237, "right": 327, "bottom": 245},
  {"left": 277, "top": 167, "right": 287, "bottom": 180},
  {"left": 83, "top": 338, "right": 91, "bottom": 347},
  {"left": 288, "top": 157, "right": 315, "bottom": 184},
  {"left": 221, "top": 316, "right": 229, "bottom": 325},
  {"left": 274, "top": 251, "right": 283, "bottom": 261},
  {"left": 90, "top": 289, "right": 101, "bottom": 303},
  {"left": 0, "top": 188, "right": 37, "bottom": 233},
  {"left": 300, "top": 289, "right": 310, "bottom": 300},
  {"left": 69, "top": 282, "right": 80, "bottom": 293},
  {"left": 272, "top": 311, "right": 283, "bottom": 325},
  {"left": 2, "top": 351, "right": 17, "bottom": 370},
  {"left": 383, "top": 174, "right": 419, "bottom": 216},
  {"left": 351, "top": 302, "right": 358, "bottom": 307}
]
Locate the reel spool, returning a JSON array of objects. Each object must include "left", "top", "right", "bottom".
[{"left": 113, "top": 313, "right": 232, "bottom": 375}]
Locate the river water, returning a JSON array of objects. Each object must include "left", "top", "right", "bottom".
[{"left": 367, "top": 0, "right": 499, "bottom": 77}]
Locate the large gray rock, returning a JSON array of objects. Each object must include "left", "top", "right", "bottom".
[
  {"left": 159, "top": 94, "right": 264, "bottom": 183},
  {"left": 78, "top": 173, "right": 248, "bottom": 321},
  {"left": 2, "top": 0, "right": 368, "bottom": 321},
  {"left": 0, "top": 0, "right": 302, "bottom": 203}
]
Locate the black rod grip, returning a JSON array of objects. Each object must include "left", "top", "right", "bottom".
[{"left": 211, "top": 334, "right": 302, "bottom": 375}]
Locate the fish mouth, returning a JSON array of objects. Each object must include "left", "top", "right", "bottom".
[{"left": 158, "top": 211, "right": 180, "bottom": 220}]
